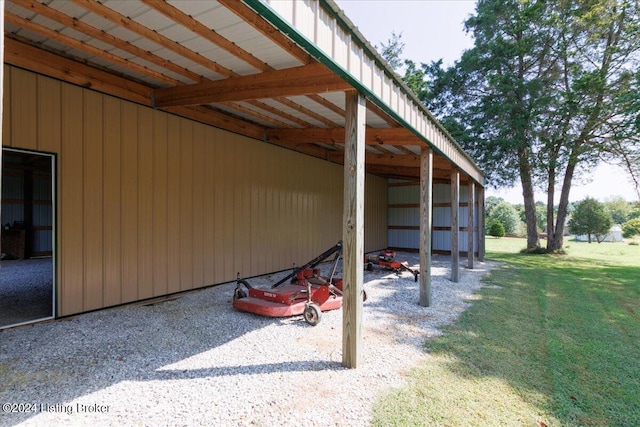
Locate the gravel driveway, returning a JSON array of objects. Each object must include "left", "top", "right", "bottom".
[{"left": 0, "top": 253, "right": 495, "bottom": 427}]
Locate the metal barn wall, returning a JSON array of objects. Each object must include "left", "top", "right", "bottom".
[
  {"left": 2, "top": 66, "right": 388, "bottom": 316},
  {"left": 388, "top": 181, "right": 478, "bottom": 254}
]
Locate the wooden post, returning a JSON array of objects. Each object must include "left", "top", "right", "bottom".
[
  {"left": 467, "top": 180, "right": 475, "bottom": 269},
  {"left": 342, "top": 90, "right": 365, "bottom": 369},
  {"left": 419, "top": 147, "right": 433, "bottom": 307},
  {"left": 450, "top": 169, "right": 459, "bottom": 282},
  {"left": 478, "top": 186, "right": 485, "bottom": 261}
]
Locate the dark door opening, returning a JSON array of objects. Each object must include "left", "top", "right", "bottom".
[{"left": 1, "top": 148, "right": 55, "bottom": 328}]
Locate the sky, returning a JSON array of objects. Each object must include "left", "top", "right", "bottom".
[{"left": 334, "top": 0, "right": 638, "bottom": 204}]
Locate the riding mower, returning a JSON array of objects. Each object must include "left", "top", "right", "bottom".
[
  {"left": 233, "top": 241, "right": 366, "bottom": 326},
  {"left": 364, "top": 249, "right": 419, "bottom": 282}
]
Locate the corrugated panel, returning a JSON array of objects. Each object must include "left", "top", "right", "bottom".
[
  {"left": 433, "top": 183, "right": 450, "bottom": 203},
  {"left": 433, "top": 207, "right": 450, "bottom": 227},
  {"left": 4, "top": 66, "right": 388, "bottom": 317},
  {"left": 1, "top": 204, "right": 23, "bottom": 226},
  {"left": 433, "top": 230, "right": 450, "bottom": 251},
  {"left": 32, "top": 205, "right": 52, "bottom": 227},
  {"left": 388, "top": 229, "right": 419, "bottom": 250},
  {"left": 388, "top": 207, "right": 419, "bottom": 227},
  {"left": 388, "top": 184, "right": 419, "bottom": 205},
  {"left": 32, "top": 230, "right": 53, "bottom": 253}
]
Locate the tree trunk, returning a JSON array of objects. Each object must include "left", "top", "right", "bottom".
[
  {"left": 548, "top": 160, "right": 577, "bottom": 250},
  {"left": 518, "top": 146, "right": 540, "bottom": 249},
  {"left": 546, "top": 169, "right": 555, "bottom": 248}
]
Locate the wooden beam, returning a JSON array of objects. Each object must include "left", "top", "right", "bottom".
[
  {"left": 450, "top": 169, "right": 460, "bottom": 282},
  {"left": 17, "top": 0, "right": 204, "bottom": 84},
  {"left": 4, "top": 37, "right": 153, "bottom": 106},
  {"left": 342, "top": 91, "right": 365, "bottom": 369},
  {"left": 307, "top": 94, "right": 346, "bottom": 117},
  {"left": 365, "top": 164, "right": 454, "bottom": 181},
  {"left": 266, "top": 127, "right": 423, "bottom": 146},
  {"left": 419, "top": 147, "right": 433, "bottom": 307},
  {"left": 468, "top": 181, "right": 475, "bottom": 269},
  {"left": 336, "top": 152, "right": 419, "bottom": 167},
  {"left": 220, "top": 102, "right": 293, "bottom": 128},
  {"left": 5, "top": 12, "right": 179, "bottom": 87},
  {"left": 274, "top": 97, "right": 339, "bottom": 127},
  {"left": 154, "top": 63, "right": 351, "bottom": 107},
  {"left": 71, "top": 0, "right": 235, "bottom": 78},
  {"left": 141, "top": 0, "right": 271, "bottom": 72},
  {"left": 160, "top": 105, "right": 264, "bottom": 140}
]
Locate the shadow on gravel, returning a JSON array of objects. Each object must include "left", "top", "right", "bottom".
[
  {"left": 153, "top": 360, "right": 344, "bottom": 380},
  {"left": 0, "top": 272, "right": 338, "bottom": 426},
  {"left": 0, "top": 253, "right": 470, "bottom": 426}
]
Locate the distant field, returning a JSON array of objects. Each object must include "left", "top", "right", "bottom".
[{"left": 372, "top": 236, "right": 640, "bottom": 427}]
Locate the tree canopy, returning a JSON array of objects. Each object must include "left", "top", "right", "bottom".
[
  {"left": 568, "top": 198, "right": 614, "bottom": 243},
  {"left": 397, "top": 0, "right": 640, "bottom": 251}
]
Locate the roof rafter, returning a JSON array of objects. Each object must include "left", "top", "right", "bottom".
[
  {"left": 70, "top": 0, "right": 236, "bottom": 78},
  {"left": 141, "top": 0, "right": 270, "bottom": 73},
  {"left": 265, "top": 127, "right": 424, "bottom": 146},
  {"left": 154, "top": 63, "right": 351, "bottom": 107},
  {"left": 16, "top": 0, "right": 204, "bottom": 84},
  {"left": 5, "top": 12, "right": 180, "bottom": 86}
]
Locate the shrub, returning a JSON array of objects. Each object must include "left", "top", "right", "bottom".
[
  {"left": 488, "top": 219, "right": 505, "bottom": 238},
  {"left": 622, "top": 218, "right": 640, "bottom": 238},
  {"left": 487, "top": 202, "right": 521, "bottom": 234}
]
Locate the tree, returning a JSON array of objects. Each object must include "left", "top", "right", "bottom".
[
  {"left": 488, "top": 219, "right": 506, "bottom": 238},
  {"left": 413, "top": 0, "right": 640, "bottom": 252},
  {"left": 485, "top": 196, "right": 504, "bottom": 219},
  {"left": 603, "top": 196, "right": 632, "bottom": 224},
  {"left": 378, "top": 31, "right": 405, "bottom": 72},
  {"left": 487, "top": 201, "right": 521, "bottom": 234},
  {"left": 568, "top": 198, "right": 613, "bottom": 243},
  {"left": 622, "top": 218, "right": 640, "bottom": 238},
  {"left": 517, "top": 202, "right": 548, "bottom": 233}
]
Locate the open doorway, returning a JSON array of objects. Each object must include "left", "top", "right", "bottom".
[{"left": 1, "top": 148, "right": 55, "bottom": 329}]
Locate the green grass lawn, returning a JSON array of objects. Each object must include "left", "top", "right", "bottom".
[{"left": 372, "top": 237, "right": 640, "bottom": 427}]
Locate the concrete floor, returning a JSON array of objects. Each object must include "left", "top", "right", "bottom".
[{"left": 0, "top": 258, "right": 53, "bottom": 328}]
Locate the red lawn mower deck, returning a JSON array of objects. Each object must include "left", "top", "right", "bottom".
[
  {"left": 232, "top": 241, "right": 364, "bottom": 326},
  {"left": 364, "top": 249, "right": 419, "bottom": 281}
]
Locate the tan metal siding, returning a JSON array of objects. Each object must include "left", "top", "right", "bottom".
[
  {"left": 83, "top": 90, "right": 104, "bottom": 311},
  {"left": 37, "top": 75, "right": 61, "bottom": 153},
  {"left": 60, "top": 83, "right": 84, "bottom": 315},
  {"left": 152, "top": 110, "right": 169, "bottom": 297},
  {"left": 121, "top": 101, "right": 139, "bottom": 304},
  {"left": 166, "top": 114, "right": 182, "bottom": 294},
  {"left": 2, "top": 66, "right": 10, "bottom": 147},
  {"left": 137, "top": 106, "right": 154, "bottom": 300},
  {"left": 3, "top": 67, "right": 387, "bottom": 317},
  {"left": 103, "top": 96, "right": 122, "bottom": 307},
  {"left": 11, "top": 68, "right": 37, "bottom": 150}
]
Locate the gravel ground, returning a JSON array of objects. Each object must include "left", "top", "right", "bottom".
[{"left": 0, "top": 253, "right": 496, "bottom": 427}]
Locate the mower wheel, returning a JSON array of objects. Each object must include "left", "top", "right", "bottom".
[
  {"left": 362, "top": 289, "right": 368, "bottom": 302},
  {"left": 233, "top": 288, "right": 247, "bottom": 300},
  {"left": 366, "top": 262, "right": 373, "bottom": 272},
  {"left": 303, "top": 303, "right": 322, "bottom": 326}
]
